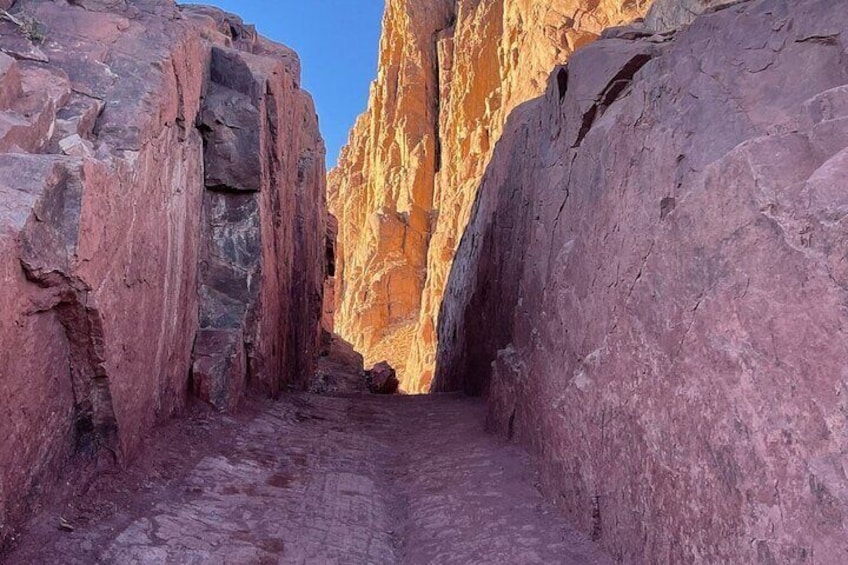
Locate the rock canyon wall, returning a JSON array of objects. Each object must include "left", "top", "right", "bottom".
[
  {"left": 330, "top": 0, "right": 650, "bottom": 391},
  {"left": 435, "top": 0, "right": 848, "bottom": 561},
  {"left": 0, "top": 0, "right": 329, "bottom": 547}
]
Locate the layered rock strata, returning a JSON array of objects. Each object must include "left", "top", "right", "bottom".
[
  {"left": 435, "top": 0, "right": 848, "bottom": 561},
  {"left": 330, "top": 0, "right": 650, "bottom": 392},
  {"left": 0, "top": 0, "right": 328, "bottom": 547}
]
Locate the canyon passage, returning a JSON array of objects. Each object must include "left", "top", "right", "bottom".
[{"left": 2, "top": 0, "right": 848, "bottom": 564}]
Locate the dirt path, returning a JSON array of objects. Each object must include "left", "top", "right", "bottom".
[{"left": 4, "top": 393, "right": 611, "bottom": 564}]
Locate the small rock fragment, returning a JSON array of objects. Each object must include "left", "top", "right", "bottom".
[
  {"left": 58, "top": 517, "right": 74, "bottom": 532},
  {"left": 58, "top": 134, "right": 94, "bottom": 158}
]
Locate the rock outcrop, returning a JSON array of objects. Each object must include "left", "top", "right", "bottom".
[
  {"left": 0, "top": 0, "right": 329, "bottom": 548},
  {"left": 435, "top": 0, "right": 848, "bottom": 561},
  {"left": 309, "top": 335, "right": 368, "bottom": 396},
  {"left": 329, "top": 0, "right": 650, "bottom": 392}
]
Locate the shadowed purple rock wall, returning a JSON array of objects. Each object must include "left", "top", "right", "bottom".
[{"left": 436, "top": 0, "right": 848, "bottom": 561}]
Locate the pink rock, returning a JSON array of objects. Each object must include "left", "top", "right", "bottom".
[
  {"left": 0, "top": 52, "right": 21, "bottom": 110},
  {"left": 310, "top": 335, "right": 369, "bottom": 396},
  {"left": 0, "top": 0, "right": 330, "bottom": 549},
  {"left": 436, "top": 0, "right": 848, "bottom": 561}
]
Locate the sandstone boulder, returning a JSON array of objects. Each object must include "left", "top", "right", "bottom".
[
  {"left": 366, "top": 362, "right": 400, "bottom": 395},
  {"left": 309, "top": 335, "right": 369, "bottom": 396}
]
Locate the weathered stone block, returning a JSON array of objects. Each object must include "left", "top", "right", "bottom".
[
  {"left": 200, "top": 83, "right": 262, "bottom": 192},
  {"left": 366, "top": 361, "right": 399, "bottom": 395},
  {"left": 191, "top": 329, "right": 247, "bottom": 411}
]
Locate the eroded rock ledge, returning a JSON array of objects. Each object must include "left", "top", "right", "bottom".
[
  {"left": 435, "top": 0, "right": 848, "bottom": 561},
  {"left": 0, "top": 0, "right": 329, "bottom": 547}
]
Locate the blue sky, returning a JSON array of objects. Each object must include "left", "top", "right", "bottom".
[{"left": 192, "top": 1, "right": 385, "bottom": 168}]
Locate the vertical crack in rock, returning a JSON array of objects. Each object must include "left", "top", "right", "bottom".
[
  {"left": 55, "top": 295, "right": 120, "bottom": 460},
  {"left": 193, "top": 48, "right": 263, "bottom": 410},
  {"left": 434, "top": 18, "right": 456, "bottom": 174},
  {"left": 192, "top": 38, "right": 327, "bottom": 407},
  {"left": 556, "top": 67, "right": 569, "bottom": 101},
  {"left": 287, "top": 92, "right": 312, "bottom": 391},
  {"left": 22, "top": 280, "right": 121, "bottom": 461},
  {"left": 261, "top": 79, "right": 284, "bottom": 390},
  {"left": 17, "top": 159, "right": 120, "bottom": 460},
  {"left": 573, "top": 53, "right": 653, "bottom": 148}
]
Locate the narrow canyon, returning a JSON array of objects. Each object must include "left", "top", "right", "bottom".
[
  {"left": 329, "top": 0, "right": 652, "bottom": 392},
  {"left": 1, "top": 0, "right": 847, "bottom": 563}
]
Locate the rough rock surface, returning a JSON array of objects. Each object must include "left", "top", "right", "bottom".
[
  {"left": 435, "top": 0, "right": 848, "bottom": 561},
  {"left": 309, "top": 335, "right": 369, "bottom": 396},
  {"left": 4, "top": 393, "right": 614, "bottom": 565},
  {"left": 0, "top": 0, "right": 328, "bottom": 548},
  {"left": 329, "top": 0, "right": 650, "bottom": 392},
  {"left": 644, "top": 0, "right": 740, "bottom": 31}
]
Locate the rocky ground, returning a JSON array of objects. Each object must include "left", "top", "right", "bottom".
[{"left": 2, "top": 384, "right": 610, "bottom": 565}]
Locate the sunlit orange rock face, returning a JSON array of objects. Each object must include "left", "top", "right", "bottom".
[{"left": 329, "top": 0, "right": 650, "bottom": 391}]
